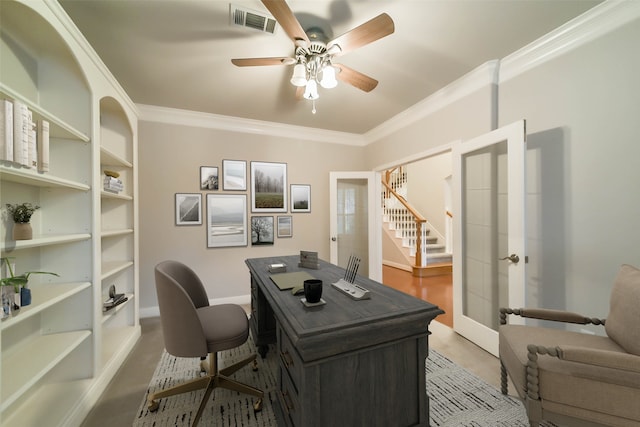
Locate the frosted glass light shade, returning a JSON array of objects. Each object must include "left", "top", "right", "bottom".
[
  {"left": 303, "top": 79, "right": 319, "bottom": 100},
  {"left": 290, "top": 63, "right": 307, "bottom": 87},
  {"left": 320, "top": 65, "right": 337, "bottom": 89}
]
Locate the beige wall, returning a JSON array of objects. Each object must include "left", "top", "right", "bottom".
[{"left": 138, "top": 119, "right": 365, "bottom": 314}]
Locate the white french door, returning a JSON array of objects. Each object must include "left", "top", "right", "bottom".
[
  {"left": 329, "top": 171, "right": 382, "bottom": 282},
  {"left": 452, "top": 120, "right": 527, "bottom": 356}
]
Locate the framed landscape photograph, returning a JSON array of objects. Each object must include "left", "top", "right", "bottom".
[
  {"left": 290, "top": 184, "right": 311, "bottom": 212},
  {"left": 222, "top": 159, "right": 247, "bottom": 191},
  {"left": 251, "top": 161, "right": 287, "bottom": 212},
  {"left": 277, "top": 215, "right": 293, "bottom": 238},
  {"left": 175, "top": 193, "right": 202, "bottom": 225},
  {"left": 206, "top": 194, "right": 247, "bottom": 248},
  {"left": 251, "top": 216, "right": 274, "bottom": 245},
  {"left": 200, "top": 166, "right": 218, "bottom": 190}
]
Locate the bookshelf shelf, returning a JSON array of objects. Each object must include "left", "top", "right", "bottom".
[
  {"left": 0, "top": 166, "right": 90, "bottom": 190},
  {"left": 0, "top": 282, "right": 91, "bottom": 331},
  {"left": 100, "top": 146, "right": 132, "bottom": 168},
  {"left": 102, "top": 293, "right": 135, "bottom": 322},
  {"left": 0, "top": 233, "right": 92, "bottom": 253},
  {"left": 101, "top": 190, "right": 133, "bottom": 201},
  {"left": 1, "top": 330, "right": 92, "bottom": 411},
  {"left": 101, "top": 260, "right": 134, "bottom": 280}
]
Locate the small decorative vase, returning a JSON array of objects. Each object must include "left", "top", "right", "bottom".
[
  {"left": 12, "top": 222, "right": 33, "bottom": 240},
  {"left": 21, "top": 287, "right": 32, "bottom": 306},
  {"left": 2, "top": 287, "right": 14, "bottom": 318}
]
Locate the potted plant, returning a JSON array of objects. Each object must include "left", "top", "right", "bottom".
[
  {"left": 5, "top": 202, "right": 40, "bottom": 240},
  {"left": 1, "top": 257, "right": 59, "bottom": 309}
]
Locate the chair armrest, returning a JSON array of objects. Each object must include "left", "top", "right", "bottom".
[
  {"left": 524, "top": 344, "right": 640, "bottom": 401},
  {"left": 558, "top": 345, "right": 640, "bottom": 373},
  {"left": 499, "top": 307, "right": 605, "bottom": 326}
]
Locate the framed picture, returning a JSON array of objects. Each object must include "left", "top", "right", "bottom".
[
  {"left": 290, "top": 184, "right": 311, "bottom": 212},
  {"left": 277, "top": 215, "right": 293, "bottom": 238},
  {"left": 251, "top": 161, "right": 287, "bottom": 212},
  {"left": 200, "top": 166, "right": 218, "bottom": 190},
  {"left": 251, "top": 216, "right": 274, "bottom": 245},
  {"left": 206, "top": 194, "right": 247, "bottom": 248},
  {"left": 222, "top": 159, "right": 247, "bottom": 191},
  {"left": 175, "top": 193, "right": 202, "bottom": 225}
]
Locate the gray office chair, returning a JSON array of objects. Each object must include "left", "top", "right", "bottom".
[{"left": 149, "top": 260, "right": 263, "bottom": 426}]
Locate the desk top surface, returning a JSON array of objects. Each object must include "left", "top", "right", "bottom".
[{"left": 246, "top": 255, "right": 444, "bottom": 360}]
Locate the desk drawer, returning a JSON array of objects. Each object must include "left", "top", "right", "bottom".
[
  {"left": 277, "top": 362, "right": 301, "bottom": 427},
  {"left": 277, "top": 325, "right": 303, "bottom": 391}
]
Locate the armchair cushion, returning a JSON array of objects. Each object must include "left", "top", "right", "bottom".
[
  {"left": 499, "top": 325, "right": 626, "bottom": 398},
  {"left": 605, "top": 264, "right": 640, "bottom": 356},
  {"left": 500, "top": 325, "right": 640, "bottom": 422}
]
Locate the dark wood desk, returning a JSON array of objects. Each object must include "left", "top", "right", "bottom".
[{"left": 246, "top": 255, "right": 443, "bottom": 427}]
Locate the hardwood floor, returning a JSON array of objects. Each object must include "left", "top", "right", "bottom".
[{"left": 382, "top": 265, "right": 453, "bottom": 327}]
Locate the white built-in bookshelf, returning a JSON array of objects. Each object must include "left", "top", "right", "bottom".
[{"left": 0, "top": 1, "right": 139, "bottom": 425}]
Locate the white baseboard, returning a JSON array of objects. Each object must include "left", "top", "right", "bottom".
[{"left": 383, "top": 259, "right": 412, "bottom": 273}]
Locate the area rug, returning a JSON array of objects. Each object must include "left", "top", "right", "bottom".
[{"left": 134, "top": 336, "right": 552, "bottom": 426}]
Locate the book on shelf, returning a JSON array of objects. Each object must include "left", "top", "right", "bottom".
[
  {"left": 37, "top": 120, "right": 49, "bottom": 172},
  {"left": 12, "top": 100, "right": 30, "bottom": 167},
  {"left": 0, "top": 99, "right": 14, "bottom": 161},
  {"left": 28, "top": 116, "right": 37, "bottom": 169},
  {"left": 103, "top": 175, "right": 123, "bottom": 193}
]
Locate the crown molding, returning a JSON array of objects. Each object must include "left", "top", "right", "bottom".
[
  {"left": 364, "top": 60, "right": 500, "bottom": 144},
  {"left": 137, "top": 104, "right": 366, "bottom": 146},
  {"left": 500, "top": 0, "right": 640, "bottom": 83}
]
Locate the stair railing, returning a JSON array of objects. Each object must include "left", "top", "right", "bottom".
[{"left": 381, "top": 172, "right": 427, "bottom": 269}]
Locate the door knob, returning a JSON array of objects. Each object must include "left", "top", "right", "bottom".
[
  {"left": 500, "top": 254, "right": 520, "bottom": 264},
  {"left": 331, "top": 237, "right": 337, "bottom": 241}
]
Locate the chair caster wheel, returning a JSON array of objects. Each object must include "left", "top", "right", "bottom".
[
  {"left": 253, "top": 398, "right": 263, "bottom": 412},
  {"left": 252, "top": 359, "right": 259, "bottom": 371},
  {"left": 148, "top": 399, "right": 159, "bottom": 412}
]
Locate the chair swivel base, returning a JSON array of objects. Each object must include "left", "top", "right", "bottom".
[{"left": 147, "top": 352, "right": 263, "bottom": 426}]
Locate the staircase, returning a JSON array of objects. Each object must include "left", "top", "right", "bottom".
[{"left": 382, "top": 169, "right": 452, "bottom": 277}]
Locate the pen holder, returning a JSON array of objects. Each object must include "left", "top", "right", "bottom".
[{"left": 304, "top": 279, "right": 323, "bottom": 303}]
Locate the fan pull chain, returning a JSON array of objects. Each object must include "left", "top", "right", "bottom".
[{"left": 312, "top": 99, "right": 317, "bottom": 114}]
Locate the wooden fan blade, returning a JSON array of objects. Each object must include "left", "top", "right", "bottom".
[
  {"left": 261, "top": 0, "right": 310, "bottom": 45},
  {"left": 329, "top": 13, "right": 394, "bottom": 57},
  {"left": 334, "top": 64, "right": 378, "bottom": 92},
  {"left": 231, "top": 57, "right": 295, "bottom": 67},
  {"left": 295, "top": 86, "right": 305, "bottom": 100}
]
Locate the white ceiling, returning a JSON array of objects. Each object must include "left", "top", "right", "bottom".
[{"left": 60, "top": 0, "right": 601, "bottom": 134}]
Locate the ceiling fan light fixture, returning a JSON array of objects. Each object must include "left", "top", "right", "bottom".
[
  {"left": 303, "top": 79, "right": 319, "bottom": 100},
  {"left": 320, "top": 65, "right": 337, "bottom": 89},
  {"left": 290, "top": 63, "right": 307, "bottom": 86}
]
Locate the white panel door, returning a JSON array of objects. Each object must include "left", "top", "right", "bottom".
[
  {"left": 452, "top": 120, "right": 527, "bottom": 356},
  {"left": 329, "top": 171, "right": 382, "bottom": 282}
]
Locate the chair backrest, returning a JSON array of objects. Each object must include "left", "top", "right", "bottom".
[
  {"left": 605, "top": 264, "right": 640, "bottom": 355},
  {"left": 155, "top": 260, "right": 209, "bottom": 357}
]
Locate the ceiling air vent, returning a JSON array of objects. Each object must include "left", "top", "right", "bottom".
[{"left": 230, "top": 4, "right": 277, "bottom": 35}]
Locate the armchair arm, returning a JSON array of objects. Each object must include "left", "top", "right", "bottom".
[
  {"left": 524, "top": 344, "right": 640, "bottom": 401},
  {"left": 499, "top": 307, "right": 605, "bottom": 326},
  {"left": 559, "top": 345, "right": 640, "bottom": 373}
]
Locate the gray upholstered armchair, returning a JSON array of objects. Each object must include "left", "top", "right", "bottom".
[
  {"left": 149, "top": 260, "right": 263, "bottom": 426},
  {"left": 499, "top": 264, "right": 640, "bottom": 427}
]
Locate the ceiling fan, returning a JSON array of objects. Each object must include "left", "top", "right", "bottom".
[{"left": 231, "top": 0, "right": 394, "bottom": 113}]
